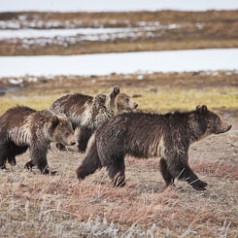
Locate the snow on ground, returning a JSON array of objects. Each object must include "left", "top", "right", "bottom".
[
  {"left": 0, "top": 25, "right": 174, "bottom": 39},
  {"left": 0, "top": 0, "right": 238, "bottom": 12},
  {"left": 14, "top": 31, "right": 157, "bottom": 48},
  {"left": 0, "top": 49, "right": 238, "bottom": 77},
  {"left": 0, "top": 25, "right": 181, "bottom": 48},
  {"left": 0, "top": 28, "right": 134, "bottom": 39}
]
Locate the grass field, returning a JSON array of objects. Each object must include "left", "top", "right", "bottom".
[
  {"left": 0, "top": 7, "right": 238, "bottom": 237},
  {"left": 0, "top": 71, "right": 237, "bottom": 113},
  {"left": 0, "top": 72, "right": 238, "bottom": 237}
]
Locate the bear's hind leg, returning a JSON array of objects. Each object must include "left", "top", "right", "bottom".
[
  {"left": 76, "top": 138, "right": 102, "bottom": 180},
  {"left": 8, "top": 144, "right": 28, "bottom": 166},
  {"left": 107, "top": 155, "right": 125, "bottom": 187},
  {"left": 160, "top": 158, "right": 174, "bottom": 187}
]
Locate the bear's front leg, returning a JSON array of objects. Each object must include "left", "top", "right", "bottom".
[
  {"left": 189, "top": 178, "right": 207, "bottom": 191},
  {"left": 178, "top": 164, "right": 207, "bottom": 191},
  {"left": 8, "top": 156, "right": 16, "bottom": 166},
  {"left": 24, "top": 160, "right": 35, "bottom": 171},
  {"left": 0, "top": 161, "right": 8, "bottom": 170},
  {"left": 77, "top": 126, "right": 93, "bottom": 152},
  {"left": 29, "top": 145, "right": 52, "bottom": 174},
  {"left": 160, "top": 158, "right": 175, "bottom": 188},
  {"left": 166, "top": 153, "right": 207, "bottom": 191}
]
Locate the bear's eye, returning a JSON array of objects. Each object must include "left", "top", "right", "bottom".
[
  {"left": 65, "top": 132, "right": 70, "bottom": 137},
  {"left": 126, "top": 98, "right": 130, "bottom": 102}
]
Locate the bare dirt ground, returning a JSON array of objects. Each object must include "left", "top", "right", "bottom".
[{"left": 0, "top": 72, "right": 238, "bottom": 237}]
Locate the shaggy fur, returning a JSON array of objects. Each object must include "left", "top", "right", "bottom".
[
  {"left": 51, "top": 87, "right": 138, "bottom": 152},
  {"left": 0, "top": 106, "right": 75, "bottom": 174},
  {"left": 76, "top": 105, "right": 231, "bottom": 190}
]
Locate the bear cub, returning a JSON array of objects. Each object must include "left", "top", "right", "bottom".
[
  {"left": 76, "top": 105, "right": 231, "bottom": 191},
  {"left": 0, "top": 106, "right": 75, "bottom": 174},
  {"left": 51, "top": 86, "right": 138, "bottom": 152}
]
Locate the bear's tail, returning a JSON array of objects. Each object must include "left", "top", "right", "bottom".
[{"left": 76, "top": 135, "right": 102, "bottom": 180}]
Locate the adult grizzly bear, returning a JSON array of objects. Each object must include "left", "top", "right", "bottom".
[
  {"left": 76, "top": 105, "right": 231, "bottom": 191},
  {"left": 50, "top": 86, "right": 138, "bottom": 152},
  {"left": 0, "top": 106, "right": 75, "bottom": 174}
]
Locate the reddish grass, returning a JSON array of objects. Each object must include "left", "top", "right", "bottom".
[{"left": 0, "top": 75, "right": 237, "bottom": 236}]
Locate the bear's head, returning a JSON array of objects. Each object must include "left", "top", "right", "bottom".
[
  {"left": 48, "top": 114, "right": 76, "bottom": 146},
  {"left": 115, "top": 92, "right": 138, "bottom": 113},
  {"left": 196, "top": 105, "right": 232, "bottom": 136},
  {"left": 104, "top": 86, "right": 138, "bottom": 114}
]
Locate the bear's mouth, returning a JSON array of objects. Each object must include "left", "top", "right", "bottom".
[{"left": 216, "top": 124, "right": 232, "bottom": 134}]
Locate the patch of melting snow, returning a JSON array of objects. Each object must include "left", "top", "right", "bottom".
[
  {"left": 16, "top": 31, "right": 153, "bottom": 48},
  {"left": 0, "top": 28, "right": 136, "bottom": 39},
  {"left": 9, "top": 78, "right": 23, "bottom": 85},
  {"left": 0, "top": 24, "right": 181, "bottom": 48},
  {"left": 0, "top": 24, "right": 179, "bottom": 40},
  {"left": 0, "top": 18, "right": 163, "bottom": 30},
  {"left": 0, "top": 49, "right": 238, "bottom": 77}
]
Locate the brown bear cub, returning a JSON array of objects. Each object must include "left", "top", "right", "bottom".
[
  {"left": 0, "top": 106, "right": 75, "bottom": 174},
  {"left": 76, "top": 105, "right": 231, "bottom": 191},
  {"left": 50, "top": 86, "right": 138, "bottom": 152}
]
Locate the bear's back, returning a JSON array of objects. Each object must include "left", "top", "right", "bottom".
[
  {"left": 0, "top": 106, "right": 36, "bottom": 129},
  {"left": 51, "top": 93, "right": 93, "bottom": 114}
]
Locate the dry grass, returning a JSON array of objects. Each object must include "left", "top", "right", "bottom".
[
  {"left": 0, "top": 71, "right": 238, "bottom": 114},
  {"left": 1, "top": 10, "right": 238, "bottom": 27},
  {"left": 0, "top": 134, "right": 238, "bottom": 237},
  {"left": 0, "top": 71, "right": 238, "bottom": 237},
  {"left": 1, "top": 10, "right": 238, "bottom": 56},
  {"left": 2, "top": 39, "right": 238, "bottom": 56}
]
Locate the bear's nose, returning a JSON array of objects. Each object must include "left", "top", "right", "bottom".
[{"left": 70, "top": 141, "right": 76, "bottom": 146}]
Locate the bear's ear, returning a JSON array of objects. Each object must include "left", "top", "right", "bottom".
[
  {"left": 110, "top": 86, "right": 120, "bottom": 98},
  {"left": 196, "top": 105, "right": 208, "bottom": 114},
  {"left": 96, "top": 94, "right": 106, "bottom": 103},
  {"left": 51, "top": 116, "right": 60, "bottom": 129}
]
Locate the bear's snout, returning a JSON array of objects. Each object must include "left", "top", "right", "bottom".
[
  {"left": 66, "top": 135, "right": 76, "bottom": 146},
  {"left": 226, "top": 124, "right": 232, "bottom": 132},
  {"left": 69, "top": 140, "right": 76, "bottom": 146},
  {"left": 216, "top": 122, "right": 232, "bottom": 134},
  {"left": 134, "top": 103, "right": 138, "bottom": 109}
]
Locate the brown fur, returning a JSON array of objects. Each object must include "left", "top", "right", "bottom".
[
  {"left": 50, "top": 87, "right": 138, "bottom": 152},
  {"left": 0, "top": 106, "right": 75, "bottom": 174},
  {"left": 76, "top": 105, "right": 231, "bottom": 191}
]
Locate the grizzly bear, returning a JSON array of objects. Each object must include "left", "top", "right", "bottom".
[
  {"left": 50, "top": 86, "right": 138, "bottom": 152},
  {"left": 0, "top": 106, "right": 75, "bottom": 174},
  {"left": 76, "top": 105, "right": 231, "bottom": 191}
]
